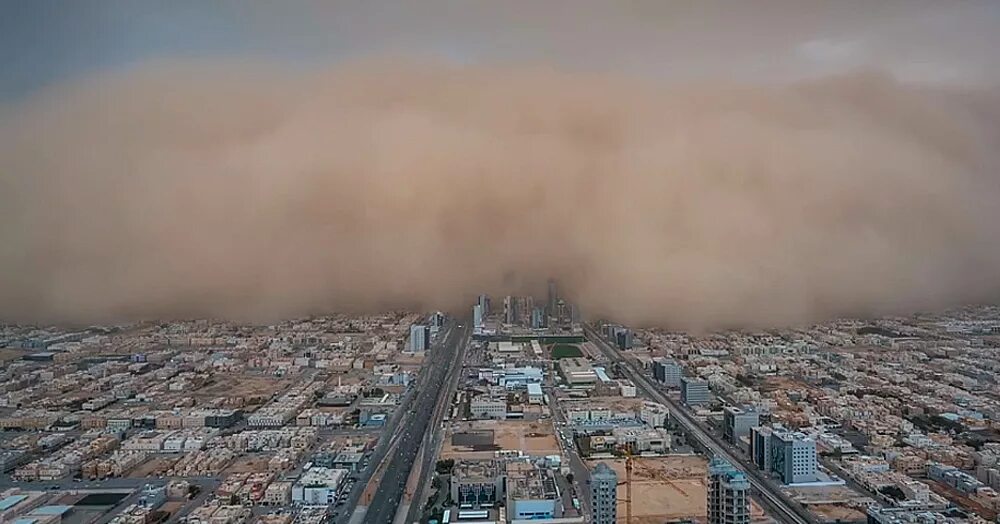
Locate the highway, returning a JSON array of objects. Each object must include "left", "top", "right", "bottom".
[
  {"left": 584, "top": 325, "right": 816, "bottom": 524},
  {"left": 403, "top": 321, "right": 470, "bottom": 524},
  {"left": 363, "top": 320, "right": 471, "bottom": 524}
]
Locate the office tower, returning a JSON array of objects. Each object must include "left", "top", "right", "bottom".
[
  {"left": 518, "top": 296, "right": 534, "bottom": 326},
  {"left": 723, "top": 407, "right": 760, "bottom": 447},
  {"left": 615, "top": 329, "right": 634, "bottom": 350},
  {"left": 547, "top": 279, "right": 557, "bottom": 312},
  {"left": 590, "top": 462, "right": 618, "bottom": 524},
  {"left": 473, "top": 304, "right": 484, "bottom": 329},
  {"left": 531, "top": 307, "right": 546, "bottom": 329},
  {"left": 771, "top": 430, "right": 818, "bottom": 484},
  {"left": 504, "top": 296, "right": 516, "bottom": 325},
  {"left": 680, "top": 377, "right": 711, "bottom": 406},
  {"left": 409, "top": 324, "right": 429, "bottom": 352},
  {"left": 477, "top": 294, "right": 491, "bottom": 316},
  {"left": 708, "top": 458, "right": 750, "bottom": 524},
  {"left": 750, "top": 426, "right": 774, "bottom": 472},
  {"left": 653, "top": 358, "right": 683, "bottom": 388},
  {"left": 431, "top": 312, "right": 445, "bottom": 328}
]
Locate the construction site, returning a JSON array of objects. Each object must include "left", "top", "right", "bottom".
[
  {"left": 441, "top": 420, "right": 560, "bottom": 460},
  {"left": 585, "top": 456, "right": 707, "bottom": 523}
]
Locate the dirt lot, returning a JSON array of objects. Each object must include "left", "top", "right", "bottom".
[
  {"left": 584, "top": 456, "right": 769, "bottom": 524},
  {"left": 586, "top": 456, "right": 708, "bottom": 523},
  {"left": 194, "top": 375, "right": 290, "bottom": 400},
  {"left": 128, "top": 455, "right": 179, "bottom": 478},
  {"left": 787, "top": 484, "right": 867, "bottom": 504},
  {"left": 808, "top": 503, "right": 868, "bottom": 523},
  {"left": 441, "top": 419, "right": 559, "bottom": 460},
  {"left": 223, "top": 453, "right": 272, "bottom": 474}
]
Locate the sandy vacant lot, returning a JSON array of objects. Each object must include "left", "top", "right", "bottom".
[
  {"left": 194, "top": 375, "right": 290, "bottom": 400},
  {"left": 128, "top": 455, "right": 179, "bottom": 478},
  {"left": 584, "top": 456, "right": 771, "bottom": 524},
  {"left": 223, "top": 453, "right": 271, "bottom": 475},
  {"left": 809, "top": 503, "right": 867, "bottom": 523},
  {"left": 586, "top": 456, "right": 709, "bottom": 524},
  {"left": 441, "top": 419, "right": 559, "bottom": 460}
]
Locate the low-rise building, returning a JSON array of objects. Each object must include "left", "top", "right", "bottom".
[
  {"left": 505, "top": 462, "right": 563, "bottom": 520},
  {"left": 451, "top": 460, "right": 505, "bottom": 509}
]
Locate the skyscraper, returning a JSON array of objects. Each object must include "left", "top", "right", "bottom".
[
  {"left": 473, "top": 304, "right": 484, "bottom": 329},
  {"left": 504, "top": 296, "right": 516, "bottom": 325},
  {"left": 708, "top": 458, "right": 750, "bottom": 524},
  {"left": 590, "top": 462, "right": 617, "bottom": 524},
  {"left": 409, "top": 324, "right": 429, "bottom": 352},
  {"left": 547, "top": 279, "right": 557, "bottom": 313},
  {"left": 478, "top": 294, "right": 491, "bottom": 316},
  {"left": 531, "top": 307, "right": 546, "bottom": 329}
]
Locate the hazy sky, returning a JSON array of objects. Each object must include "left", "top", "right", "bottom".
[
  {"left": 2, "top": 2, "right": 1000, "bottom": 328},
  {"left": 3, "top": 1, "right": 1000, "bottom": 99}
]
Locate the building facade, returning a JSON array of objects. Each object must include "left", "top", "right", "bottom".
[
  {"left": 708, "top": 458, "right": 750, "bottom": 524},
  {"left": 653, "top": 358, "right": 683, "bottom": 388},
  {"left": 723, "top": 407, "right": 759, "bottom": 447},
  {"left": 771, "top": 430, "right": 818, "bottom": 484},
  {"left": 590, "top": 462, "right": 618, "bottom": 524},
  {"left": 409, "top": 324, "right": 430, "bottom": 352},
  {"left": 681, "top": 377, "right": 710, "bottom": 406}
]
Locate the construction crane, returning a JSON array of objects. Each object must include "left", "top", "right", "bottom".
[{"left": 616, "top": 445, "right": 634, "bottom": 524}]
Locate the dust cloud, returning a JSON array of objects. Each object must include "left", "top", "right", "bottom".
[{"left": 1, "top": 60, "right": 999, "bottom": 328}]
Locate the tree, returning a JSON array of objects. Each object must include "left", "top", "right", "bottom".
[
  {"left": 566, "top": 473, "right": 575, "bottom": 484},
  {"left": 435, "top": 459, "right": 455, "bottom": 474}
]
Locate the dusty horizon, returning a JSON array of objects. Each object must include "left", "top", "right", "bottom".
[{"left": 1, "top": 58, "right": 999, "bottom": 329}]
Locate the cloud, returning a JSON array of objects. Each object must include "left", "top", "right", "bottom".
[{"left": 1, "top": 60, "right": 999, "bottom": 329}]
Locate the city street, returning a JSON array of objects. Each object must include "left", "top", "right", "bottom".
[{"left": 584, "top": 325, "right": 816, "bottom": 524}]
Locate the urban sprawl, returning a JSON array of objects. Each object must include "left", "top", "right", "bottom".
[{"left": 1, "top": 283, "right": 999, "bottom": 524}]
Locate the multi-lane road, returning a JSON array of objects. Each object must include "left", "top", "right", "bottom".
[
  {"left": 363, "top": 320, "right": 471, "bottom": 524},
  {"left": 403, "top": 323, "right": 470, "bottom": 524},
  {"left": 584, "top": 325, "right": 816, "bottom": 524}
]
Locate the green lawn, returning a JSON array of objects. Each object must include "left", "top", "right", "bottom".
[{"left": 550, "top": 344, "right": 583, "bottom": 359}]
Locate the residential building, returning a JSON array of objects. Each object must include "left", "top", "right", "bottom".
[
  {"left": 708, "top": 458, "right": 750, "bottom": 524},
  {"left": 591, "top": 462, "right": 618, "bottom": 524}
]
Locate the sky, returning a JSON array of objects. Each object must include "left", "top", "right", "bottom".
[
  {"left": 1, "top": 2, "right": 999, "bottom": 328},
  {"left": 3, "top": 1, "right": 1000, "bottom": 99}
]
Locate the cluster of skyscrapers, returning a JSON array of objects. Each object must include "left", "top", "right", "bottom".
[{"left": 472, "top": 279, "right": 581, "bottom": 334}]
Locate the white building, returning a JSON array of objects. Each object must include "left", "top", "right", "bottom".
[
  {"left": 292, "top": 467, "right": 347, "bottom": 505},
  {"left": 526, "top": 383, "right": 543, "bottom": 405},
  {"left": 470, "top": 397, "right": 507, "bottom": 420},
  {"left": 409, "top": 325, "right": 429, "bottom": 353}
]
